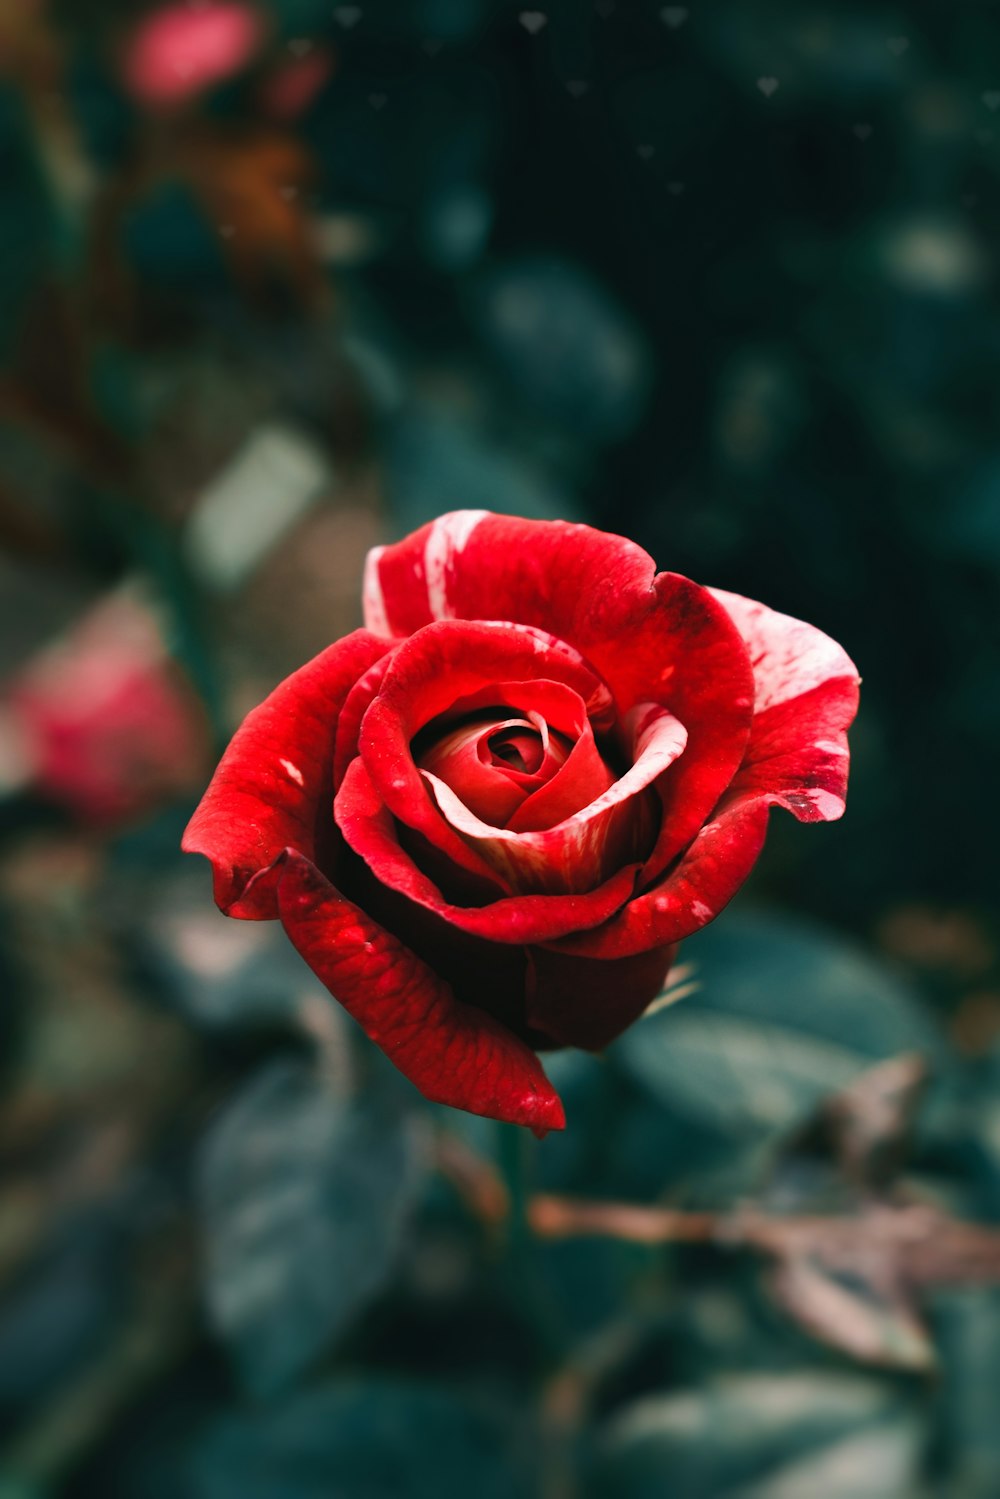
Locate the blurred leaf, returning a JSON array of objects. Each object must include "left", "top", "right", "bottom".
[
  {"left": 730, "top": 1416, "right": 923, "bottom": 1499},
  {"left": 182, "top": 129, "right": 323, "bottom": 304},
  {"left": 771, "top": 1054, "right": 929, "bottom": 1208},
  {"left": 468, "top": 256, "right": 652, "bottom": 442},
  {"left": 612, "top": 911, "right": 940, "bottom": 1150},
  {"left": 933, "top": 1288, "right": 1000, "bottom": 1498},
  {"left": 120, "top": 179, "right": 228, "bottom": 292},
  {"left": 130, "top": 866, "right": 322, "bottom": 1031},
  {"left": 770, "top": 1252, "right": 935, "bottom": 1372},
  {"left": 198, "top": 1059, "right": 427, "bottom": 1397},
  {"left": 115, "top": 127, "right": 325, "bottom": 313},
  {"left": 590, "top": 1370, "right": 919, "bottom": 1499},
  {"left": 0, "top": 1230, "right": 124, "bottom": 1417},
  {"left": 384, "top": 404, "right": 573, "bottom": 536},
  {"left": 814, "top": 1053, "right": 928, "bottom": 1186},
  {"left": 186, "top": 1378, "right": 529, "bottom": 1499}
]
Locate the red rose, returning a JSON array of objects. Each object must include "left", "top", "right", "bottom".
[
  {"left": 7, "top": 588, "right": 209, "bottom": 824},
  {"left": 183, "top": 512, "right": 859, "bottom": 1133},
  {"left": 120, "top": 1, "right": 264, "bottom": 108}
]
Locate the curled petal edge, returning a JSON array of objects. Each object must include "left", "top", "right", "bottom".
[{"left": 273, "top": 848, "right": 565, "bottom": 1134}]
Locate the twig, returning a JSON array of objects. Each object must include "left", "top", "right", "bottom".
[{"left": 527, "top": 1194, "right": 1000, "bottom": 1288}]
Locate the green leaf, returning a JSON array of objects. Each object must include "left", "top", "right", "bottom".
[
  {"left": 933, "top": 1288, "right": 1000, "bottom": 1496},
  {"left": 730, "top": 1416, "right": 923, "bottom": 1498},
  {"left": 384, "top": 405, "right": 573, "bottom": 537},
  {"left": 198, "top": 1059, "right": 427, "bottom": 1397},
  {"left": 187, "top": 1379, "right": 530, "bottom": 1499},
  {"left": 612, "top": 911, "right": 940, "bottom": 1147},
  {"left": 590, "top": 1370, "right": 919, "bottom": 1499}
]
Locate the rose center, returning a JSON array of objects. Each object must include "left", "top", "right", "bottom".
[
  {"left": 413, "top": 707, "right": 582, "bottom": 827},
  {"left": 487, "top": 726, "right": 544, "bottom": 775}
]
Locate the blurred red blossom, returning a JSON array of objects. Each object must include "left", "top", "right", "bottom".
[
  {"left": 3, "top": 588, "right": 209, "bottom": 824},
  {"left": 120, "top": 1, "right": 265, "bottom": 107}
]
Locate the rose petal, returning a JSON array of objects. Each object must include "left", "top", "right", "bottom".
[
  {"left": 526, "top": 942, "right": 678, "bottom": 1050},
  {"left": 334, "top": 757, "right": 640, "bottom": 943},
  {"left": 357, "top": 620, "right": 614, "bottom": 886},
  {"left": 552, "top": 601, "right": 860, "bottom": 958},
  {"left": 548, "top": 795, "right": 772, "bottom": 959},
  {"left": 275, "top": 849, "right": 564, "bottom": 1133},
  {"left": 709, "top": 587, "right": 859, "bottom": 822},
  {"left": 423, "top": 703, "right": 686, "bottom": 895},
  {"left": 182, "top": 630, "right": 392, "bottom": 918},
  {"left": 486, "top": 723, "right": 548, "bottom": 776},
  {"left": 504, "top": 718, "right": 617, "bottom": 832},
  {"left": 364, "top": 512, "right": 755, "bottom": 876},
  {"left": 710, "top": 588, "right": 860, "bottom": 716},
  {"left": 415, "top": 712, "right": 556, "bottom": 826},
  {"left": 363, "top": 510, "right": 655, "bottom": 647}
]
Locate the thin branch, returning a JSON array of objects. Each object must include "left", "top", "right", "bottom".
[{"left": 527, "top": 1194, "right": 1000, "bottom": 1288}]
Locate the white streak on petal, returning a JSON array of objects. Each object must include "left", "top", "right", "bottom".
[
  {"left": 279, "top": 758, "right": 305, "bottom": 787},
  {"left": 710, "top": 588, "right": 859, "bottom": 713},
  {"left": 802, "top": 787, "right": 846, "bottom": 819},
  {"left": 362, "top": 544, "right": 389, "bottom": 634},
  {"left": 423, "top": 510, "right": 489, "bottom": 619}
]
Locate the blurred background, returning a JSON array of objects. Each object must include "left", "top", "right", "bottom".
[{"left": 1, "top": 1, "right": 999, "bottom": 1495}]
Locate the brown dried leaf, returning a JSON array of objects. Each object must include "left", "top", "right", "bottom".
[
  {"left": 178, "top": 126, "right": 329, "bottom": 309},
  {"left": 770, "top": 1251, "right": 936, "bottom": 1371}
]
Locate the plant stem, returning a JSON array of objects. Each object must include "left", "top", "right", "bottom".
[{"left": 498, "top": 1122, "right": 532, "bottom": 1258}]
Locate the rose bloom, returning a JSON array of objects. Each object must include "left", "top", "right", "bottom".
[
  {"left": 120, "top": 1, "right": 264, "bottom": 107},
  {"left": 184, "top": 512, "right": 859, "bottom": 1133},
  {"left": 8, "top": 589, "right": 209, "bottom": 824}
]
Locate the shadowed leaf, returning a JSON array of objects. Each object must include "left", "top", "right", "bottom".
[{"left": 199, "top": 1059, "right": 427, "bottom": 1397}]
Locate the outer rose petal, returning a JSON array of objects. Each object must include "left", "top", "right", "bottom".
[
  {"left": 364, "top": 513, "right": 755, "bottom": 874},
  {"left": 552, "top": 599, "right": 860, "bottom": 959},
  {"left": 526, "top": 943, "right": 678, "bottom": 1051},
  {"left": 709, "top": 587, "right": 860, "bottom": 822},
  {"left": 275, "top": 850, "right": 564, "bottom": 1134},
  {"left": 182, "top": 630, "right": 392, "bottom": 919},
  {"left": 710, "top": 589, "right": 859, "bottom": 716}
]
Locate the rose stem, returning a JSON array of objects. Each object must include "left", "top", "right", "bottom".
[
  {"left": 498, "top": 1121, "right": 532, "bottom": 1258},
  {"left": 496, "top": 1123, "right": 563, "bottom": 1362}
]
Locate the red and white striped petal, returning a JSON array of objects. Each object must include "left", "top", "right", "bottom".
[
  {"left": 182, "top": 630, "right": 392, "bottom": 919},
  {"left": 275, "top": 849, "right": 565, "bottom": 1133},
  {"left": 711, "top": 589, "right": 859, "bottom": 715},
  {"left": 710, "top": 587, "right": 860, "bottom": 822},
  {"left": 362, "top": 514, "right": 756, "bottom": 873},
  {"left": 551, "top": 597, "right": 860, "bottom": 959}
]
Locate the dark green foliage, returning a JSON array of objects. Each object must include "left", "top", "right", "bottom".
[
  {"left": 2, "top": 2, "right": 1000, "bottom": 1496},
  {"left": 198, "top": 1059, "right": 427, "bottom": 1397}
]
